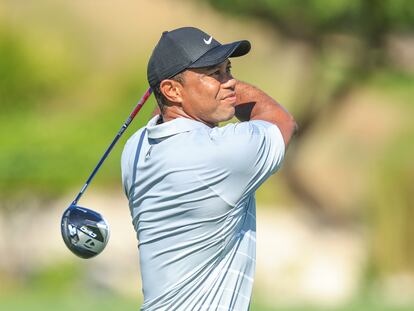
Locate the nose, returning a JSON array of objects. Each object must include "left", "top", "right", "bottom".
[{"left": 221, "top": 74, "right": 236, "bottom": 90}]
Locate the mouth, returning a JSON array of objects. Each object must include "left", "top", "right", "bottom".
[{"left": 222, "top": 92, "right": 237, "bottom": 104}]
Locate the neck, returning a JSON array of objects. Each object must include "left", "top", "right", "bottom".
[{"left": 162, "top": 107, "right": 216, "bottom": 128}]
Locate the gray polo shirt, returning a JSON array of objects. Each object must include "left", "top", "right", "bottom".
[{"left": 121, "top": 116, "right": 285, "bottom": 311}]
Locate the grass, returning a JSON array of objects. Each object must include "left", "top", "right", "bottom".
[
  {"left": 1, "top": 287, "right": 414, "bottom": 311},
  {"left": 0, "top": 262, "right": 413, "bottom": 311},
  {"left": 0, "top": 289, "right": 139, "bottom": 311}
]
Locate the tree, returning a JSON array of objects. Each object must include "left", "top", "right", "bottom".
[
  {"left": 201, "top": 0, "right": 413, "bottom": 220},
  {"left": 200, "top": 0, "right": 414, "bottom": 278}
]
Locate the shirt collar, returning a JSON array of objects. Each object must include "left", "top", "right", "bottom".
[{"left": 146, "top": 115, "right": 211, "bottom": 139}]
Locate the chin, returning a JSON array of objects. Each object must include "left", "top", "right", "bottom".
[
  {"left": 209, "top": 107, "right": 235, "bottom": 125},
  {"left": 218, "top": 112, "right": 235, "bottom": 123},
  {"left": 225, "top": 107, "right": 236, "bottom": 120}
]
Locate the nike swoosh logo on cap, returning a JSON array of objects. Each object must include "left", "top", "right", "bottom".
[{"left": 203, "top": 36, "right": 213, "bottom": 45}]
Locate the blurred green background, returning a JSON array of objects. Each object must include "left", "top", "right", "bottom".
[{"left": 1, "top": 0, "right": 413, "bottom": 310}]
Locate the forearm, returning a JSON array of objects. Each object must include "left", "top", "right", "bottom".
[{"left": 234, "top": 81, "right": 298, "bottom": 146}]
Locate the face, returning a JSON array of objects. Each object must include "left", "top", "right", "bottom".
[{"left": 180, "top": 60, "right": 237, "bottom": 127}]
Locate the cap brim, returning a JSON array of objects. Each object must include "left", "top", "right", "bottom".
[{"left": 189, "top": 40, "right": 251, "bottom": 69}]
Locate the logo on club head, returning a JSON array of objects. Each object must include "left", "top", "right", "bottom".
[
  {"left": 83, "top": 238, "right": 96, "bottom": 249},
  {"left": 80, "top": 225, "right": 97, "bottom": 238},
  {"left": 68, "top": 224, "right": 77, "bottom": 236}
]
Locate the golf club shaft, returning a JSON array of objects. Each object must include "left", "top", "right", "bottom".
[{"left": 71, "top": 87, "right": 152, "bottom": 206}]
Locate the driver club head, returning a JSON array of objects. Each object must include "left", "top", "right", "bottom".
[{"left": 61, "top": 205, "right": 110, "bottom": 259}]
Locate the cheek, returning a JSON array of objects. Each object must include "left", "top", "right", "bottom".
[
  {"left": 182, "top": 73, "right": 223, "bottom": 115},
  {"left": 192, "top": 81, "right": 220, "bottom": 109},
  {"left": 197, "top": 78, "right": 220, "bottom": 98}
]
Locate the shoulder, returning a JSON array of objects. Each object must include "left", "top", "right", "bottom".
[
  {"left": 213, "top": 120, "right": 281, "bottom": 136},
  {"left": 123, "top": 127, "right": 146, "bottom": 151},
  {"left": 121, "top": 127, "right": 147, "bottom": 168},
  {"left": 210, "top": 120, "right": 284, "bottom": 148},
  {"left": 207, "top": 120, "right": 285, "bottom": 169}
]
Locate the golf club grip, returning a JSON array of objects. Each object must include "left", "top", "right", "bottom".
[{"left": 71, "top": 87, "right": 152, "bottom": 205}]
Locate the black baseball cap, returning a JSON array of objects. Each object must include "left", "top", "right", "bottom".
[{"left": 147, "top": 27, "right": 251, "bottom": 89}]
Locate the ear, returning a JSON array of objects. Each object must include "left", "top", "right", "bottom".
[{"left": 159, "top": 79, "right": 183, "bottom": 104}]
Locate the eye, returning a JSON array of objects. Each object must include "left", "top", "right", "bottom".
[
  {"left": 209, "top": 70, "right": 220, "bottom": 77},
  {"left": 226, "top": 66, "right": 232, "bottom": 73}
]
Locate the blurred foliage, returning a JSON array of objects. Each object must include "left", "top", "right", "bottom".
[
  {"left": 0, "top": 26, "right": 83, "bottom": 112},
  {"left": 0, "top": 28, "right": 42, "bottom": 111},
  {"left": 201, "top": 0, "right": 414, "bottom": 281},
  {"left": 0, "top": 0, "right": 413, "bottom": 294},
  {"left": 203, "top": 0, "right": 414, "bottom": 38},
  {"left": 0, "top": 20, "right": 152, "bottom": 198},
  {"left": 1, "top": 284, "right": 413, "bottom": 311},
  {"left": 1, "top": 260, "right": 413, "bottom": 311},
  {"left": 368, "top": 126, "right": 414, "bottom": 276}
]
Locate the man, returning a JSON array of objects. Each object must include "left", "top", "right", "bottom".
[{"left": 121, "top": 27, "right": 297, "bottom": 311}]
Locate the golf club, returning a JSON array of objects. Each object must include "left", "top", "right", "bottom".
[{"left": 61, "top": 87, "right": 152, "bottom": 259}]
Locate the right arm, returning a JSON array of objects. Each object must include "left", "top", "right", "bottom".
[{"left": 234, "top": 81, "right": 298, "bottom": 147}]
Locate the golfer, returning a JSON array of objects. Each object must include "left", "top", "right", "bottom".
[{"left": 121, "top": 27, "right": 297, "bottom": 311}]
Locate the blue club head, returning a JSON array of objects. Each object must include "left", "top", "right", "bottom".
[{"left": 61, "top": 205, "right": 110, "bottom": 259}]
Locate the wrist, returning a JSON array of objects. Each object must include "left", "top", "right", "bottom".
[{"left": 234, "top": 81, "right": 259, "bottom": 121}]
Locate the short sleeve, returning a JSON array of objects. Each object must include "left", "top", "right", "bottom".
[
  {"left": 121, "top": 135, "right": 135, "bottom": 197},
  {"left": 206, "top": 120, "right": 285, "bottom": 206},
  {"left": 121, "top": 128, "right": 146, "bottom": 198}
]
